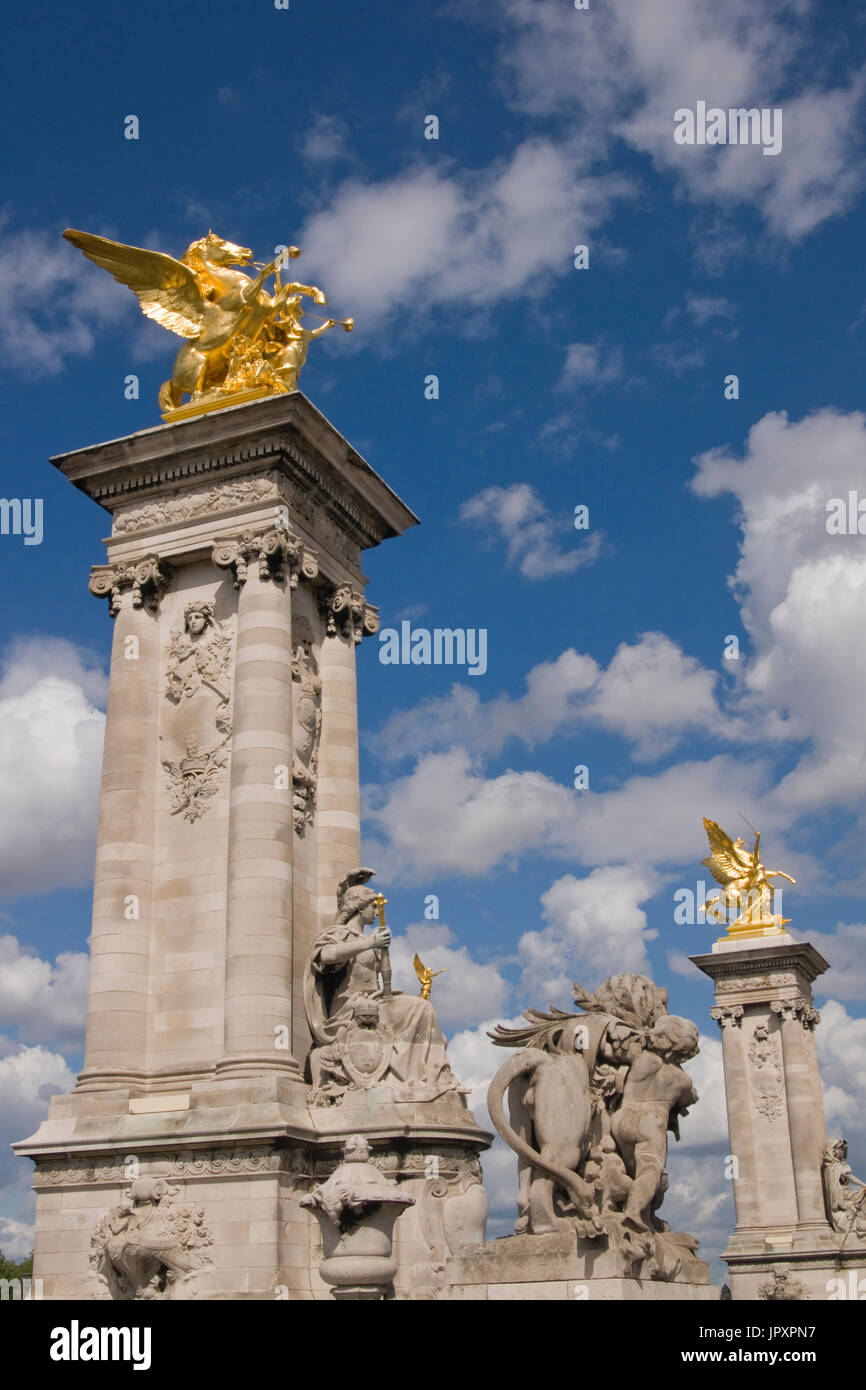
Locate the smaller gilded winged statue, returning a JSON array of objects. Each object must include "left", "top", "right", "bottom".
[
  {"left": 701, "top": 817, "right": 796, "bottom": 935},
  {"left": 63, "top": 228, "right": 353, "bottom": 420},
  {"left": 413, "top": 954, "right": 445, "bottom": 1001}
]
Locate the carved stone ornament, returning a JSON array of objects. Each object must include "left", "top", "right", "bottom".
[
  {"left": 757, "top": 1268, "right": 808, "bottom": 1301},
  {"left": 747, "top": 1023, "right": 784, "bottom": 1121},
  {"left": 710, "top": 1004, "right": 743, "bottom": 1029},
  {"left": 35, "top": 1146, "right": 306, "bottom": 1187},
  {"left": 318, "top": 582, "right": 379, "bottom": 645},
  {"left": 89, "top": 555, "right": 172, "bottom": 617},
  {"left": 113, "top": 474, "right": 282, "bottom": 535},
  {"left": 89, "top": 1177, "right": 213, "bottom": 1301},
  {"left": 292, "top": 616, "right": 322, "bottom": 835},
  {"left": 212, "top": 525, "right": 318, "bottom": 589},
  {"left": 165, "top": 601, "right": 234, "bottom": 732},
  {"left": 770, "top": 998, "right": 821, "bottom": 1030},
  {"left": 300, "top": 1135, "right": 414, "bottom": 1300},
  {"left": 160, "top": 733, "right": 230, "bottom": 822},
  {"left": 717, "top": 972, "right": 797, "bottom": 994}
]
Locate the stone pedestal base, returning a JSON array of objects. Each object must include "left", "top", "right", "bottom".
[
  {"left": 725, "top": 1245, "right": 866, "bottom": 1301},
  {"left": 15, "top": 1077, "right": 489, "bottom": 1300},
  {"left": 438, "top": 1232, "right": 718, "bottom": 1302}
]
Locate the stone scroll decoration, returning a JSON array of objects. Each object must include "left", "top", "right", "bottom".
[
  {"left": 291, "top": 616, "right": 322, "bottom": 835},
  {"left": 89, "top": 1177, "right": 213, "bottom": 1301},
  {"left": 160, "top": 601, "right": 236, "bottom": 823},
  {"left": 486, "top": 973, "right": 709, "bottom": 1283},
  {"left": 317, "top": 582, "right": 379, "bottom": 645},
  {"left": 212, "top": 525, "right": 318, "bottom": 590},
  {"left": 89, "top": 555, "right": 172, "bottom": 617}
]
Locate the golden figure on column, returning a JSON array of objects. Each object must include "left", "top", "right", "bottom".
[
  {"left": 701, "top": 817, "right": 796, "bottom": 939},
  {"left": 63, "top": 228, "right": 353, "bottom": 420}
]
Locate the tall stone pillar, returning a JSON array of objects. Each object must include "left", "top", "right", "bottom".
[
  {"left": 692, "top": 934, "right": 866, "bottom": 1298},
  {"left": 13, "top": 394, "right": 429, "bottom": 1299},
  {"left": 79, "top": 559, "right": 169, "bottom": 1085},
  {"left": 211, "top": 531, "right": 307, "bottom": 1078}
]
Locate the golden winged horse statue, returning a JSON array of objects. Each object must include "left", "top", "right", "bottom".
[
  {"left": 63, "top": 229, "right": 353, "bottom": 418},
  {"left": 701, "top": 817, "right": 796, "bottom": 934}
]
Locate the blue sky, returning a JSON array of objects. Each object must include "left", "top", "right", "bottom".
[{"left": 2, "top": 0, "right": 866, "bottom": 1275}]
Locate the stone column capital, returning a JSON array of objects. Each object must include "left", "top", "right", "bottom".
[
  {"left": 710, "top": 1003, "right": 744, "bottom": 1029},
  {"left": 770, "top": 997, "right": 821, "bottom": 1030},
  {"left": 317, "top": 581, "right": 379, "bottom": 645},
  {"left": 212, "top": 526, "right": 318, "bottom": 590},
  {"left": 88, "top": 554, "right": 172, "bottom": 617}
]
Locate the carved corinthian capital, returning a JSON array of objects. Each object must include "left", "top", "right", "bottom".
[
  {"left": 211, "top": 527, "right": 318, "bottom": 589},
  {"left": 770, "top": 998, "right": 821, "bottom": 1030},
  {"left": 710, "top": 1004, "right": 744, "bottom": 1029},
  {"left": 318, "top": 582, "right": 380, "bottom": 645},
  {"left": 88, "top": 555, "right": 172, "bottom": 616}
]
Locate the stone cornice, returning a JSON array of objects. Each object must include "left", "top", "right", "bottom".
[
  {"left": 51, "top": 392, "right": 418, "bottom": 555},
  {"left": 690, "top": 940, "right": 830, "bottom": 988}
]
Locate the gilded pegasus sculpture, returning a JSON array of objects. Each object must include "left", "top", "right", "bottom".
[
  {"left": 63, "top": 229, "right": 353, "bottom": 419},
  {"left": 701, "top": 817, "right": 796, "bottom": 935}
]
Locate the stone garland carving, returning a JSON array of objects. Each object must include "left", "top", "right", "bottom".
[
  {"left": 89, "top": 1177, "right": 213, "bottom": 1301},
  {"left": 771, "top": 998, "right": 821, "bottom": 1030},
  {"left": 747, "top": 1023, "right": 785, "bottom": 1121},
  {"left": 486, "top": 973, "right": 709, "bottom": 1283},
  {"left": 318, "top": 582, "right": 379, "bottom": 645},
  {"left": 710, "top": 1004, "right": 743, "bottom": 1029},
  {"left": 292, "top": 617, "right": 322, "bottom": 835},
  {"left": 822, "top": 1137, "right": 866, "bottom": 1241},
  {"left": 89, "top": 555, "right": 172, "bottom": 616},
  {"left": 757, "top": 1268, "right": 808, "bottom": 1301},
  {"left": 112, "top": 474, "right": 282, "bottom": 534},
  {"left": 35, "top": 1147, "right": 306, "bottom": 1187},
  {"left": 716, "top": 972, "right": 797, "bottom": 993},
  {"left": 212, "top": 526, "right": 318, "bottom": 589}
]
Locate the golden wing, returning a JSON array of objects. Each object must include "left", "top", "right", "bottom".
[
  {"left": 413, "top": 953, "right": 427, "bottom": 984},
  {"left": 701, "top": 817, "right": 752, "bottom": 886},
  {"left": 64, "top": 229, "right": 206, "bottom": 339}
]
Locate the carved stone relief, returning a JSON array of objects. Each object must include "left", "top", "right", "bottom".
[
  {"left": 160, "top": 734, "right": 230, "bottom": 822},
  {"left": 161, "top": 601, "right": 235, "bottom": 821},
  {"left": 89, "top": 1177, "right": 213, "bottom": 1301},
  {"left": 747, "top": 1023, "right": 785, "bottom": 1122},
  {"left": 112, "top": 474, "right": 283, "bottom": 534},
  {"left": 292, "top": 616, "right": 322, "bottom": 835},
  {"left": 711, "top": 1004, "right": 743, "bottom": 1029}
]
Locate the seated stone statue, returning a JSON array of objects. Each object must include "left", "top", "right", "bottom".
[
  {"left": 822, "top": 1137, "right": 866, "bottom": 1240},
  {"left": 303, "top": 869, "right": 465, "bottom": 1106},
  {"left": 487, "top": 973, "right": 707, "bottom": 1282}
]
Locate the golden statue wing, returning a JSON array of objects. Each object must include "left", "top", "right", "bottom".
[
  {"left": 64, "top": 229, "right": 205, "bottom": 338},
  {"left": 413, "top": 953, "right": 427, "bottom": 984},
  {"left": 701, "top": 817, "right": 751, "bottom": 886}
]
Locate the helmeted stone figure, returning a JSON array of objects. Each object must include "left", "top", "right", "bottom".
[{"left": 303, "top": 870, "right": 465, "bottom": 1105}]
